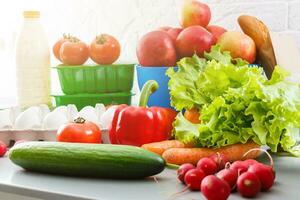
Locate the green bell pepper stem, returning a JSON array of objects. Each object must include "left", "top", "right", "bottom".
[{"left": 138, "top": 80, "right": 159, "bottom": 108}]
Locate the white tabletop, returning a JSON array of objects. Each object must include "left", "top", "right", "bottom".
[{"left": 0, "top": 155, "right": 299, "bottom": 200}]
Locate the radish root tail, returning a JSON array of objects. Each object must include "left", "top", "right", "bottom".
[{"left": 242, "top": 148, "right": 274, "bottom": 168}]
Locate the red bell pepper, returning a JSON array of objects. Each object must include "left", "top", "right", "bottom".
[{"left": 109, "top": 80, "right": 177, "bottom": 146}]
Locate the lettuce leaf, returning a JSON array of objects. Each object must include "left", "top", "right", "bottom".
[{"left": 167, "top": 45, "right": 300, "bottom": 155}]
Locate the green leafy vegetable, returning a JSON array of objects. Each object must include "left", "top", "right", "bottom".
[{"left": 167, "top": 45, "right": 300, "bottom": 156}]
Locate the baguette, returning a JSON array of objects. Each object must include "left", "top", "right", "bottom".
[{"left": 238, "top": 15, "right": 277, "bottom": 79}]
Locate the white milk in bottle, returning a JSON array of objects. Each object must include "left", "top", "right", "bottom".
[{"left": 16, "top": 11, "right": 51, "bottom": 109}]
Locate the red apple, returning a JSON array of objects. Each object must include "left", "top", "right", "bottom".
[
  {"left": 180, "top": 0, "right": 211, "bottom": 28},
  {"left": 167, "top": 28, "right": 183, "bottom": 43},
  {"left": 218, "top": 31, "right": 256, "bottom": 63},
  {"left": 206, "top": 25, "right": 227, "bottom": 44},
  {"left": 176, "top": 25, "right": 214, "bottom": 58},
  {"left": 157, "top": 26, "right": 172, "bottom": 32},
  {"left": 136, "top": 31, "right": 177, "bottom": 67}
]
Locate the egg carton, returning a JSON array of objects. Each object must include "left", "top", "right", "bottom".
[
  {"left": 0, "top": 129, "right": 110, "bottom": 146},
  {"left": 0, "top": 104, "right": 117, "bottom": 145}
]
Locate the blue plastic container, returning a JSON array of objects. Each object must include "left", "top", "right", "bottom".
[{"left": 136, "top": 65, "right": 177, "bottom": 108}]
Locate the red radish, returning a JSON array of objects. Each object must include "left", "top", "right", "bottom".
[
  {"left": 237, "top": 172, "right": 261, "bottom": 198},
  {"left": 230, "top": 161, "right": 248, "bottom": 174},
  {"left": 248, "top": 163, "right": 275, "bottom": 191},
  {"left": 197, "top": 157, "right": 218, "bottom": 175},
  {"left": 177, "top": 163, "right": 195, "bottom": 183},
  {"left": 184, "top": 168, "right": 206, "bottom": 190},
  {"left": 0, "top": 141, "right": 7, "bottom": 157},
  {"left": 210, "top": 153, "right": 228, "bottom": 171},
  {"left": 217, "top": 168, "right": 238, "bottom": 190},
  {"left": 243, "top": 159, "right": 258, "bottom": 168},
  {"left": 243, "top": 148, "right": 276, "bottom": 190},
  {"left": 201, "top": 175, "right": 231, "bottom": 200}
]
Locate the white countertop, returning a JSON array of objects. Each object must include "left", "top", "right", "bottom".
[{"left": 0, "top": 155, "right": 299, "bottom": 200}]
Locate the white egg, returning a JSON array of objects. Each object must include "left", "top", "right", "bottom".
[
  {"left": 99, "top": 106, "right": 117, "bottom": 129},
  {"left": 14, "top": 106, "right": 42, "bottom": 130},
  {"left": 53, "top": 106, "right": 68, "bottom": 114},
  {"left": 43, "top": 112, "right": 68, "bottom": 130},
  {"left": 76, "top": 106, "right": 99, "bottom": 124},
  {"left": 66, "top": 104, "right": 78, "bottom": 121},
  {"left": 95, "top": 104, "right": 106, "bottom": 120},
  {"left": 0, "top": 109, "right": 13, "bottom": 129},
  {"left": 39, "top": 104, "right": 50, "bottom": 119}
]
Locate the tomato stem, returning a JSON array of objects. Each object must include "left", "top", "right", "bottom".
[
  {"left": 96, "top": 34, "right": 107, "bottom": 45},
  {"left": 74, "top": 117, "right": 86, "bottom": 124}
]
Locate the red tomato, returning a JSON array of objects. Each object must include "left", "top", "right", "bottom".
[
  {"left": 52, "top": 34, "right": 71, "bottom": 61},
  {"left": 136, "top": 31, "right": 177, "bottom": 67},
  {"left": 57, "top": 117, "right": 101, "bottom": 143},
  {"left": 60, "top": 39, "right": 89, "bottom": 65},
  {"left": 206, "top": 25, "right": 227, "bottom": 44},
  {"left": 176, "top": 25, "right": 214, "bottom": 58},
  {"left": 90, "top": 34, "right": 121, "bottom": 65}
]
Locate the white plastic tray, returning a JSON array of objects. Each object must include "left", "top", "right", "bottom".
[{"left": 0, "top": 129, "right": 109, "bottom": 146}]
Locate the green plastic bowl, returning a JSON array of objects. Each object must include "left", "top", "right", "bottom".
[
  {"left": 53, "top": 64, "right": 134, "bottom": 94},
  {"left": 52, "top": 93, "right": 133, "bottom": 110}
]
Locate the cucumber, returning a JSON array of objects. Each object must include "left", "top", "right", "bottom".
[{"left": 9, "top": 142, "right": 165, "bottom": 179}]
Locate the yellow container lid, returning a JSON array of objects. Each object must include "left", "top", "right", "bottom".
[{"left": 23, "top": 11, "right": 40, "bottom": 18}]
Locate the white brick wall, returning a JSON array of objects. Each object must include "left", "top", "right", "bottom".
[
  {"left": 3, "top": 0, "right": 300, "bottom": 63},
  {"left": 0, "top": 0, "right": 300, "bottom": 97}
]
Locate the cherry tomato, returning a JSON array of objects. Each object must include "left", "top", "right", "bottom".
[
  {"left": 60, "top": 38, "right": 89, "bottom": 65},
  {"left": 57, "top": 117, "right": 101, "bottom": 143},
  {"left": 90, "top": 34, "right": 121, "bottom": 65}
]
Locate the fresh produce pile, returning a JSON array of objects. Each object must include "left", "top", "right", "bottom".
[
  {"left": 53, "top": 33, "right": 120, "bottom": 65},
  {"left": 136, "top": 0, "right": 256, "bottom": 67},
  {"left": 4, "top": 3, "right": 300, "bottom": 200},
  {"left": 176, "top": 150, "right": 275, "bottom": 199},
  {"left": 167, "top": 45, "right": 300, "bottom": 156}
]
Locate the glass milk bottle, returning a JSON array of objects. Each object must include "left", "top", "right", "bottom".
[{"left": 16, "top": 11, "right": 51, "bottom": 109}]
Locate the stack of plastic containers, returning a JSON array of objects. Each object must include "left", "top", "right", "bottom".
[{"left": 52, "top": 64, "right": 134, "bottom": 110}]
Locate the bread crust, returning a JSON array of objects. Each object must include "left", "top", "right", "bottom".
[{"left": 238, "top": 15, "right": 277, "bottom": 79}]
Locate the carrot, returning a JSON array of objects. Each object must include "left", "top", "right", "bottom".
[
  {"left": 141, "top": 140, "right": 185, "bottom": 155},
  {"left": 162, "top": 142, "right": 261, "bottom": 165},
  {"left": 218, "top": 142, "right": 261, "bottom": 161},
  {"left": 162, "top": 147, "right": 215, "bottom": 165}
]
